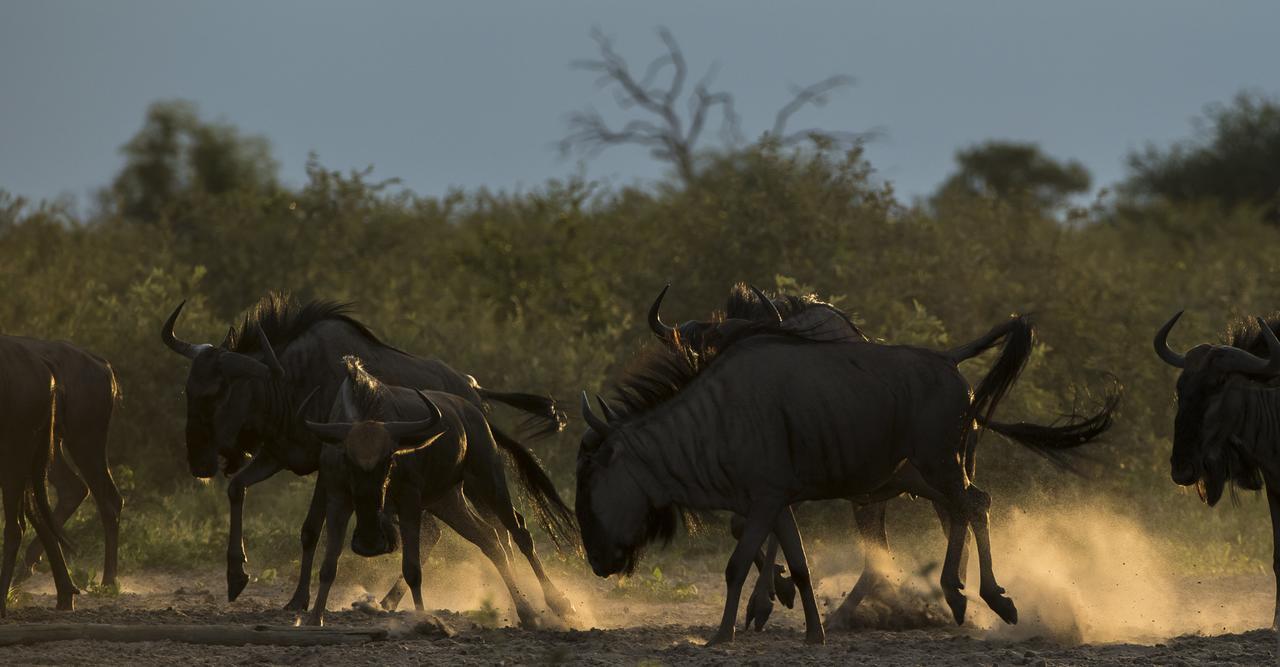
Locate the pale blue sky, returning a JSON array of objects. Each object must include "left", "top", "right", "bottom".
[{"left": 2, "top": 1, "right": 1278, "bottom": 206}]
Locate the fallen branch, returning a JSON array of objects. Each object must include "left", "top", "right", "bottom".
[{"left": 0, "top": 623, "right": 389, "bottom": 647}]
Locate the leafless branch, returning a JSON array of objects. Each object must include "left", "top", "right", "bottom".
[{"left": 561, "top": 27, "right": 863, "bottom": 184}]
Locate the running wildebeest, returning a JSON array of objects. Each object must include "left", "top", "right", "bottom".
[
  {"left": 647, "top": 284, "right": 1117, "bottom": 631},
  {"left": 578, "top": 312, "right": 1117, "bottom": 645},
  {"left": 300, "top": 357, "right": 575, "bottom": 626},
  {"left": 160, "top": 293, "right": 571, "bottom": 607},
  {"left": 0, "top": 337, "right": 77, "bottom": 617},
  {"left": 1154, "top": 311, "right": 1280, "bottom": 628},
  {"left": 4, "top": 337, "right": 122, "bottom": 589}
]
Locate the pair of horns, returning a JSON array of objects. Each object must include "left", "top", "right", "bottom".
[
  {"left": 162, "top": 301, "right": 285, "bottom": 379},
  {"left": 1154, "top": 312, "right": 1280, "bottom": 375},
  {"left": 580, "top": 391, "right": 621, "bottom": 438},
  {"left": 303, "top": 388, "right": 443, "bottom": 443},
  {"left": 647, "top": 284, "right": 781, "bottom": 340}
]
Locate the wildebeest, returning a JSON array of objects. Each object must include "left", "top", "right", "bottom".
[
  {"left": 0, "top": 337, "right": 77, "bottom": 617},
  {"left": 578, "top": 313, "right": 1116, "bottom": 644},
  {"left": 299, "top": 357, "right": 575, "bottom": 626},
  {"left": 1154, "top": 311, "right": 1280, "bottom": 628},
  {"left": 647, "top": 284, "right": 1118, "bottom": 630},
  {"left": 3, "top": 337, "right": 122, "bottom": 589},
  {"left": 160, "top": 293, "right": 571, "bottom": 606}
]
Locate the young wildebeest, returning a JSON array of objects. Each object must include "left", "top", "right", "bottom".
[
  {"left": 646, "top": 284, "right": 1117, "bottom": 631},
  {"left": 1155, "top": 312, "right": 1280, "bottom": 628},
  {"left": 4, "top": 337, "right": 122, "bottom": 588},
  {"left": 161, "top": 294, "right": 571, "bottom": 607},
  {"left": 578, "top": 315, "right": 1114, "bottom": 645},
  {"left": 0, "top": 338, "right": 77, "bottom": 616},
  {"left": 301, "top": 357, "right": 573, "bottom": 627}
]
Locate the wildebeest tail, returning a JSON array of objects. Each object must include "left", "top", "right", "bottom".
[
  {"left": 476, "top": 386, "right": 567, "bottom": 439},
  {"left": 980, "top": 378, "right": 1122, "bottom": 471},
  {"left": 954, "top": 314, "right": 1035, "bottom": 429},
  {"left": 490, "top": 425, "right": 579, "bottom": 551}
]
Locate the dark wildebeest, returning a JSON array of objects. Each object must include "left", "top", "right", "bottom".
[
  {"left": 1154, "top": 311, "right": 1280, "bottom": 628},
  {"left": 160, "top": 293, "right": 571, "bottom": 607},
  {"left": 4, "top": 337, "right": 122, "bottom": 588},
  {"left": 300, "top": 357, "right": 575, "bottom": 626},
  {"left": 647, "top": 284, "right": 1118, "bottom": 631},
  {"left": 0, "top": 337, "right": 77, "bottom": 616},
  {"left": 578, "top": 314, "right": 1116, "bottom": 645}
]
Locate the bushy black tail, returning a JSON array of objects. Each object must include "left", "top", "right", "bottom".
[
  {"left": 953, "top": 314, "right": 1037, "bottom": 436},
  {"left": 981, "top": 378, "right": 1122, "bottom": 472},
  {"left": 490, "top": 425, "right": 579, "bottom": 552},
  {"left": 478, "top": 387, "right": 567, "bottom": 439}
]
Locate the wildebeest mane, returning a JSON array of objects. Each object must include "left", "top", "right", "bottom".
[
  {"left": 1225, "top": 313, "right": 1280, "bottom": 356},
  {"left": 340, "top": 356, "right": 389, "bottom": 419},
  {"left": 723, "top": 282, "right": 868, "bottom": 341},
  {"left": 227, "top": 291, "right": 393, "bottom": 356}
]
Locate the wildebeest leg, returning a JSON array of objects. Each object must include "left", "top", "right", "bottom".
[
  {"left": 1267, "top": 482, "right": 1280, "bottom": 629},
  {"left": 226, "top": 453, "right": 283, "bottom": 602},
  {"left": 305, "top": 494, "right": 352, "bottom": 627},
  {"left": 964, "top": 484, "right": 1016, "bottom": 623},
  {"left": 708, "top": 505, "right": 779, "bottom": 646},
  {"left": 73, "top": 431, "right": 123, "bottom": 589},
  {"left": 27, "top": 495, "right": 78, "bottom": 611},
  {"left": 396, "top": 494, "right": 427, "bottom": 611},
  {"left": 911, "top": 459, "right": 972, "bottom": 625},
  {"left": 826, "top": 501, "right": 889, "bottom": 628},
  {"left": 429, "top": 489, "right": 542, "bottom": 626},
  {"left": 284, "top": 480, "right": 327, "bottom": 611},
  {"left": 381, "top": 514, "right": 442, "bottom": 611},
  {"left": 774, "top": 505, "right": 825, "bottom": 644},
  {"left": 1, "top": 484, "right": 26, "bottom": 618},
  {"left": 932, "top": 501, "right": 968, "bottom": 587},
  {"left": 21, "top": 448, "right": 86, "bottom": 580}
]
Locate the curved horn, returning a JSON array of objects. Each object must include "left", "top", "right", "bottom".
[
  {"left": 219, "top": 327, "right": 235, "bottom": 349},
  {"left": 648, "top": 284, "right": 677, "bottom": 340},
  {"left": 161, "top": 301, "right": 211, "bottom": 360},
  {"left": 382, "top": 390, "right": 445, "bottom": 442},
  {"left": 304, "top": 419, "right": 354, "bottom": 442},
  {"left": 581, "top": 391, "right": 612, "bottom": 435},
  {"left": 596, "top": 395, "right": 622, "bottom": 423},
  {"left": 256, "top": 326, "right": 285, "bottom": 378},
  {"left": 1219, "top": 318, "right": 1280, "bottom": 376},
  {"left": 1153, "top": 311, "right": 1187, "bottom": 369},
  {"left": 749, "top": 285, "right": 783, "bottom": 323}
]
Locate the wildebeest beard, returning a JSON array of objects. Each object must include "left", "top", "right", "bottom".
[{"left": 1193, "top": 384, "right": 1268, "bottom": 506}]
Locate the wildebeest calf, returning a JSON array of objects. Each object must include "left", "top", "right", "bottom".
[{"left": 300, "top": 357, "right": 574, "bottom": 627}]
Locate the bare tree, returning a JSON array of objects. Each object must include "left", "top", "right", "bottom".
[{"left": 561, "top": 27, "right": 868, "bottom": 185}]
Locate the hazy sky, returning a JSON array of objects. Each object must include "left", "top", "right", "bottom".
[{"left": 2, "top": 1, "right": 1278, "bottom": 206}]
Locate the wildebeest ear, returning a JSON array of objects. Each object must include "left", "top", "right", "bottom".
[
  {"left": 219, "top": 327, "right": 235, "bottom": 349},
  {"left": 305, "top": 420, "right": 354, "bottom": 442}
]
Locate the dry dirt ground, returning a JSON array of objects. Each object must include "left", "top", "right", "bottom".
[{"left": 1, "top": 566, "right": 1276, "bottom": 666}]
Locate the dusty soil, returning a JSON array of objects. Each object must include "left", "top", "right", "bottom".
[{"left": 1, "top": 567, "right": 1276, "bottom": 666}]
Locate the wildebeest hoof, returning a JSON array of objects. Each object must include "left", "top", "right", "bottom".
[
  {"left": 774, "top": 572, "right": 796, "bottom": 609},
  {"left": 705, "top": 628, "right": 735, "bottom": 646},
  {"left": 304, "top": 613, "right": 324, "bottom": 627},
  {"left": 56, "top": 592, "right": 76, "bottom": 611},
  {"left": 944, "top": 588, "right": 967, "bottom": 626},
  {"left": 227, "top": 570, "right": 250, "bottom": 602},
  {"left": 805, "top": 627, "right": 827, "bottom": 645},
  {"left": 546, "top": 592, "right": 577, "bottom": 620},
  {"left": 744, "top": 587, "right": 774, "bottom": 631},
  {"left": 283, "top": 592, "right": 310, "bottom": 611},
  {"left": 982, "top": 590, "right": 1017, "bottom": 625}
]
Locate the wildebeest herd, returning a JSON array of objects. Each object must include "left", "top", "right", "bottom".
[{"left": 2, "top": 285, "right": 1279, "bottom": 646}]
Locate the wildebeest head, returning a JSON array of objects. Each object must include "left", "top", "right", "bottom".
[
  {"left": 647, "top": 284, "right": 780, "bottom": 355},
  {"left": 1154, "top": 312, "right": 1280, "bottom": 505},
  {"left": 305, "top": 389, "right": 445, "bottom": 557},
  {"left": 575, "top": 392, "right": 679, "bottom": 577},
  {"left": 162, "top": 301, "right": 285, "bottom": 478}
]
